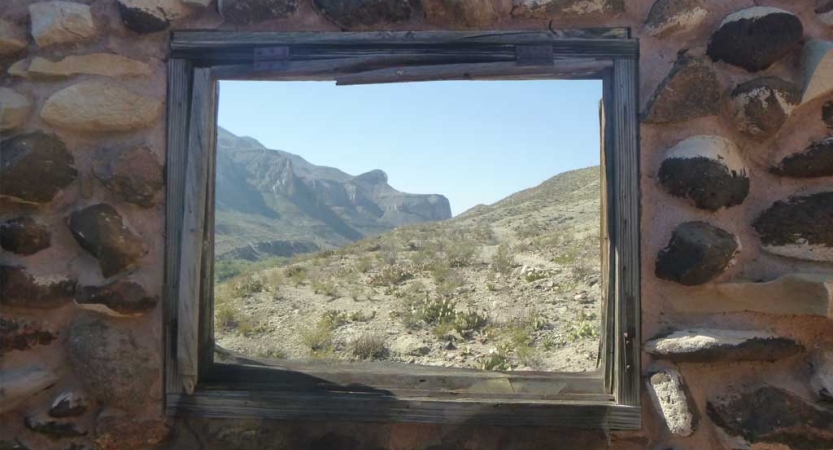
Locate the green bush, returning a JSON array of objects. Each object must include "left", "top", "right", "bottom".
[
  {"left": 368, "top": 264, "right": 414, "bottom": 286},
  {"left": 348, "top": 332, "right": 387, "bottom": 360},
  {"left": 491, "top": 244, "right": 514, "bottom": 275}
]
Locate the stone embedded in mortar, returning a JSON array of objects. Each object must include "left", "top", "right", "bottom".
[
  {"left": 94, "top": 410, "right": 170, "bottom": 450},
  {"left": 818, "top": 0, "right": 833, "bottom": 27},
  {"left": 658, "top": 136, "right": 749, "bottom": 211},
  {"left": 67, "top": 204, "right": 145, "bottom": 278},
  {"left": 645, "top": 328, "right": 803, "bottom": 362},
  {"left": 642, "top": 55, "right": 721, "bottom": 123},
  {"left": 727, "top": 77, "right": 801, "bottom": 141},
  {"left": 219, "top": 0, "right": 298, "bottom": 24},
  {"left": 0, "top": 19, "right": 27, "bottom": 55},
  {"left": 753, "top": 192, "right": 833, "bottom": 262},
  {"left": 0, "top": 87, "right": 32, "bottom": 132},
  {"left": 183, "top": 0, "right": 212, "bottom": 7},
  {"left": 68, "top": 316, "right": 158, "bottom": 410},
  {"left": 0, "top": 367, "right": 60, "bottom": 414},
  {"left": 0, "top": 265, "right": 75, "bottom": 309},
  {"left": 41, "top": 81, "right": 162, "bottom": 132},
  {"left": 8, "top": 59, "right": 29, "bottom": 78},
  {"left": 49, "top": 390, "right": 88, "bottom": 418},
  {"left": 770, "top": 137, "right": 833, "bottom": 178},
  {"left": 422, "top": 0, "right": 499, "bottom": 28},
  {"left": 313, "top": 0, "right": 412, "bottom": 28},
  {"left": 116, "top": 0, "right": 193, "bottom": 34},
  {"left": 61, "top": 445, "right": 90, "bottom": 450},
  {"left": 0, "top": 316, "right": 56, "bottom": 353},
  {"left": 811, "top": 349, "right": 833, "bottom": 402},
  {"left": 511, "top": 0, "right": 624, "bottom": 19},
  {"left": 655, "top": 221, "right": 740, "bottom": 286},
  {"left": 707, "top": 7, "right": 803, "bottom": 73},
  {"left": 92, "top": 145, "right": 163, "bottom": 208},
  {"left": 28, "top": 54, "right": 153, "bottom": 79},
  {"left": 707, "top": 386, "right": 833, "bottom": 450},
  {"left": 25, "top": 413, "right": 87, "bottom": 439},
  {"left": 0, "top": 440, "right": 29, "bottom": 450},
  {"left": 0, "top": 132, "right": 77, "bottom": 204},
  {"left": 647, "top": 368, "right": 696, "bottom": 436},
  {"left": 644, "top": 0, "right": 707, "bottom": 37},
  {"left": 76, "top": 280, "right": 159, "bottom": 317},
  {"left": 801, "top": 40, "right": 833, "bottom": 105},
  {"left": 28, "top": 1, "right": 97, "bottom": 48},
  {"left": 824, "top": 101, "right": 833, "bottom": 128},
  {"left": 1, "top": 216, "right": 51, "bottom": 255}
]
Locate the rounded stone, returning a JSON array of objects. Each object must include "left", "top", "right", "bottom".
[
  {"left": 0, "top": 87, "right": 32, "bottom": 132},
  {"left": 28, "top": 1, "right": 97, "bottom": 48},
  {"left": 0, "top": 316, "right": 56, "bottom": 353},
  {"left": 0, "top": 265, "right": 75, "bottom": 309},
  {"left": 801, "top": 40, "right": 833, "bottom": 105},
  {"left": 219, "top": 0, "right": 298, "bottom": 24},
  {"left": 770, "top": 137, "right": 833, "bottom": 178},
  {"left": 0, "top": 19, "right": 27, "bottom": 55},
  {"left": 645, "top": 328, "right": 803, "bottom": 362},
  {"left": 658, "top": 136, "right": 749, "bottom": 211},
  {"left": 92, "top": 145, "right": 163, "bottom": 208},
  {"left": 647, "top": 369, "right": 696, "bottom": 436},
  {"left": 40, "top": 80, "right": 162, "bottom": 132},
  {"left": 28, "top": 53, "right": 153, "bottom": 79},
  {"left": 49, "top": 390, "right": 88, "bottom": 418},
  {"left": 655, "top": 221, "right": 740, "bottom": 286},
  {"left": 67, "top": 204, "right": 146, "bottom": 278},
  {"left": 824, "top": 101, "right": 833, "bottom": 128},
  {"left": 642, "top": 55, "right": 721, "bottom": 124},
  {"left": 706, "top": 7, "right": 803, "bottom": 72},
  {"left": 68, "top": 316, "right": 158, "bottom": 411},
  {"left": 24, "top": 413, "right": 87, "bottom": 438},
  {"left": 0, "top": 132, "right": 77, "bottom": 204},
  {"left": 727, "top": 77, "right": 800, "bottom": 141},
  {"left": 0, "top": 216, "right": 51, "bottom": 255},
  {"left": 753, "top": 191, "right": 833, "bottom": 262},
  {"left": 76, "top": 280, "right": 159, "bottom": 317},
  {"left": 644, "top": 0, "right": 707, "bottom": 37},
  {"left": 313, "top": 0, "right": 412, "bottom": 28},
  {"left": 511, "top": 0, "right": 624, "bottom": 19},
  {"left": 422, "top": 0, "right": 499, "bottom": 28},
  {"left": 117, "top": 0, "right": 193, "bottom": 34},
  {"left": 818, "top": 0, "right": 833, "bottom": 27}
]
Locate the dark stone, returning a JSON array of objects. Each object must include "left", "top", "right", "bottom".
[
  {"left": 707, "top": 7, "right": 804, "bottom": 72},
  {"left": 753, "top": 192, "right": 833, "bottom": 262},
  {"left": 642, "top": 55, "right": 721, "bottom": 123},
  {"left": 771, "top": 137, "right": 833, "bottom": 178},
  {"left": 313, "top": 0, "right": 413, "bottom": 28},
  {"left": 62, "top": 445, "right": 91, "bottom": 450},
  {"left": 0, "top": 440, "right": 29, "bottom": 450},
  {"left": 511, "top": 0, "right": 625, "bottom": 19},
  {"left": 116, "top": 0, "right": 170, "bottom": 33},
  {"left": 422, "top": 0, "right": 498, "bottom": 28},
  {"left": 219, "top": 0, "right": 298, "bottom": 24},
  {"left": 0, "top": 217, "right": 51, "bottom": 255},
  {"left": 76, "top": 280, "right": 159, "bottom": 316},
  {"left": 49, "top": 391, "right": 88, "bottom": 418},
  {"left": 68, "top": 316, "right": 158, "bottom": 411},
  {"left": 0, "top": 316, "right": 56, "bottom": 353},
  {"left": 67, "top": 204, "right": 145, "bottom": 278},
  {"left": 655, "top": 221, "right": 739, "bottom": 286},
  {"left": 645, "top": 328, "right": 804, "bottom": 362},
  {"left": 93, "top": 146, "right": 163, "bottom": 208},
  {"left": 94, "top": 411, "right": 170, "bottom": 450},
  {"left": 0, "top": 265, "right": 75, "bottom": 309},
  {"left": 728, "top": 77, "right": 801, "bottom": 140},
  {"left": 0, "top": 132, "right": 77, "bottom": 204},
  {"left": 823, "top": 101, "right": 833, "bottom": 128},
  {"left": 708, "top": 386, "right": 833, "bottom": 450},
  {"left": 24, "top": 414, "right": 87, "bottom": 439}
]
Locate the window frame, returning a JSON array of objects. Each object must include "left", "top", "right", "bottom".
[{"left": 164, "top": 29, "right": 641, "bottom": 429}]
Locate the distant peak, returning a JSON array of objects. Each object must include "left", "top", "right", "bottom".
[{"left": 354, "top": 169, "right": 388, "bottom": 185}]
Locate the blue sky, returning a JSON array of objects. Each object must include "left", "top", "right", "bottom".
[{"left": 218, "top": 80, "right": 602, "bottom": 216}]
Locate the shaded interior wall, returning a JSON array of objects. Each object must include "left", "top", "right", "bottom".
[{"left": 1, "top": 0, "right": 832, "bottom": 449}]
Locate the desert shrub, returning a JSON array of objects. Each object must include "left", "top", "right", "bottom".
[
  {"left": 257, "top": 347, "right": 287, "bottom": 359},
  {"left": 452, "top": 309, "right": 489, "bottom": 336},
  {"left": 232, "top": 274, "right": 267, "bottom": 296},
  {"left": 348, "top": 310, "right": 375, "bottom": 322},
  {"left": 409, "top": 247, "right": 435, "bottom": 270},
  {"left": 321, "top": 309, "right": 349, "bottom": 329},
  {"left": 429, "top": 261, "right": 451, "bottom": 283},
  {"left": 479, "top": 347, "right": 512, "bottom": 371},
  {"left": 214, "top": 259, "right": 253, "bottom": 283},
  {"left": 299, "top": 322, "right": 334, "bottom": 355},
  {"left": 349, "top": 287, "right": 364, "bottom": 301},
  {"left": 355, "top": 256, "right": 374, "bottom": 274},
  {"left": 311, "top": 278, "right": 339, "bottom": 297},
  {"left": 522, "top": 269, "right": 548, "bottom": 283},
  {"left": 380, "top": 241, "right": 399, "bottom": 265},
  {"left": 215, "top": 303, "right": 265, "bottom": 336},
  {"left": 491, "top": 244, "right": 514, "bottom": 275},
  {"left": 368, "top": 264, "right": 414, "bottom": 286},
  {"left": 567, "top": 312, "right": 599, "bottom": 342},
  {"left": 348, "top": 332, "right": 387, "bottom": 360},
  {"left": 417, "top": 297, "right": 457, "bottom": 325},
  {"left": 285, "top": 265, "right": 308, "bottom": 286},
  {"left": 215, "top": 303, "right": 237, "bottom": 330},
  {"left": 447, "top": 240, "right": 477, "bottom": 268},
  {"left": 435, "top": 271, "right": 466, "bottom": 298}
]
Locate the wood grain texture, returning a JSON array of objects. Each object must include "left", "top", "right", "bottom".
[
  {"left": 600, "top": 72, "right": 616, "bottom": 394},
  {"left": 198, "top": 79, "right": 219, "bottom": 373}
]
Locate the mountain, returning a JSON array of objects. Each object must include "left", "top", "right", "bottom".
[{"left": 214, "top": 127, "right": 452, "bottom": 261}]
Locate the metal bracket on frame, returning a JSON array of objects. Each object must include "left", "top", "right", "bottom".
[
  {"left": 515, "top": 44, "right": 554, "bottom": 66},
  {"left": 254, "top": 46, "right": 290, "bottom": 71}
]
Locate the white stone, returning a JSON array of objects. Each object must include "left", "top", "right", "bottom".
[
  {"left": 40, "top": 80, "right": 162, "bottom": 132},
  {"left": 645, "top": 328, "right": 779, "bottom": 356},
  {"left": 665, "top": 135, "right": 747, "bottom": 175},
  {"left": 29, "top": 1, "right": 97, "bottom": 48},
  {"left": 719, "top": 6, "right": 793, "bottom": 26},
  {"left": 801, "top": 40, "right": 833, "bottom": 105},
  {"left": 28, "top": 53, "right": 153, "bottom": 79},
  {"left": 647, "top": 369, "right": 694, "bottom": 436},
  {"left": 0, "top": 87, "right": 32, "bottom": 132},
  {"left": 762, "top": 241, "right": 833, "bottom": 264},
  {"left": 0, "top": 19, "right": 27, "bottom": 54},
  {"left": 0, "top": 367, "right": 60, "bottom": 414}
]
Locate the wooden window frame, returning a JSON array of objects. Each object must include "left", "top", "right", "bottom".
[{"left": 164, "top": 29, "right": 641, "bottom": 429}]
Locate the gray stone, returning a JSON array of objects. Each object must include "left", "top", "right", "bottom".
[
  {"left": 824, "top": 101, "right": 833, "bottom": 128},
  {"left": 0, "top": 316, "right": 56, "bottom": 354},
  {"left": 76, "top": 280, "right": 159, "bottom": 317},
  {"left": 68, "top": 316, "right": 158, "bottom": 411},
  {"left": 658, "top": 136, "right": 749, "bottom": 211},
  {"left": 0, "top": 265, "right": 75, "bottom": 309},
  {"left": 511, "top": 0, "right": 624, "bottom": 19},
  {"left": 93, "top": 145, "right": 163, "bottom": 208},
  {"left": 655, "top": 222, "right": 740, "bottom": 286},
  {"left": 0, "top": 367, "right": 60, "bottom": 414},
  {"left": 707, "top": 7, "right": 803, "bottom": 72},
  {"left": 811, "top": 349, "right": 833, "bottom": 402},
  {"left": 29, "top": 1, "right": 97, "bottom": 48},
  {"left": 645, "top": 328, "right": 803, "bottom": 362},
  {"left": 117, "top": 0, "right": 193, "bottom": 34},
  {"left": 0, "top": 87, "right": 31, "bottom": 131},
  {"left": 422, "top": 0, "right": 499, "bottom": 28},
  {"left": 770, "top": 137, "right": 833, "bottom": 178},
  {"left": 647, "top": 369, "right": 696, "bottom": 436},
  {"left": 644, "top": 0, "right": 707, "bottom": 37},
  {"left": 219, "top": 0, "right": 297, "bottom": 24},
  {"left": 313, "top": 0, "right": 412, "bottom": 28},
  {"left": 708, "top": 386, "right": 833, "bottom": 450},
  {"left": 41, "top": 81, "right": 162, "bottom": 132},
  {"left": 0, "top": 19, "right": 27, "bottom": 55},
  {"left": 1, "top": 216, "right": 51, "bottom": 255},
  {"left": 391, "top": 335, "right": 430, "bottom": 356},
  {"left": 642, "top": 55, "right": 721, "bottom": 123},
  {"left": 753, "top": 192, "right": 833, "bottom": 262},
  {"left": 0, "top": 132, "right": 77, "bottom": 204},
  {"left": 94, "top": 410, "right": 171, "bottom": 450},
  {"left": 25, "top": 413, "right": 87, "bottom": 439},
  {"left": 727, "top": 77, "right": 801, "bottom": 141},
  {"left": 67, "top": 204, "right": 146, "bottom": 278},
  {"left": 818, "top": 0, "right": 833, "bottom": 27},
  {"left": 49, "top": 390, "right": 88, "bottom": 418},
  {"left": 801, "top": 40, "right": 833, "bottom": 105}
]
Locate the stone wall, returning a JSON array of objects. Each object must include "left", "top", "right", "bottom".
[{"left": 1, "top": 0, "right": 832, "bottom": 449}]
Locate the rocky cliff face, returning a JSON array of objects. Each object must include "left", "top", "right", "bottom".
[{"left": 215, "top": 127, "right": 451, "bottom": 260}]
